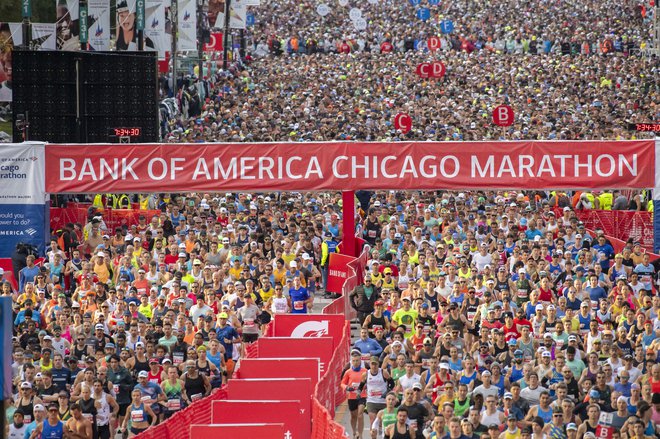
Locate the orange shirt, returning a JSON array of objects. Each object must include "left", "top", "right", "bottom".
[{"left": 341, "top": 367, "right": 367, "bottom": 400}]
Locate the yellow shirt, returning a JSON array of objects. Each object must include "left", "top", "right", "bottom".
[
  {"left": 138, "top": 303, "right": 153, "bottom": 319},
  {"left": 282, "top": 252, "right": 297, "bottom": 266},
  {"left": 457, "top": 268, "right": 472, "bottom": 279}
]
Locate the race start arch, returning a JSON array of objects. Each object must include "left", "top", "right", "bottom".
[{"left": 1, "top": 140, "right": 659, "bottom": 256}]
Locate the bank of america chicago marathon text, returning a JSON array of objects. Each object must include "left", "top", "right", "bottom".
[{"left": 58, "top": 153, "right": 640, "bottom": 182}]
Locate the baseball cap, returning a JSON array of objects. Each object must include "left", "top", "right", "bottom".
[
  {"left": 504, "top": 392, "right": 513, "bottom": 399},
  {"left": 412, "top": 383, "right": 422, "bottom": 390},
  {"left": 33, "top": 404, "right": 45, "bottom": 412},
  {"left": 566, "top": 423, "right": 577, "bottom": 431},
  {"left": 138, "top": 371, "right": 149, "bottom": 378},
  {"left": 218, "top": 312, "right": 229, "bottom": 319},
  {"left": 20, "top": 382, "right": 32, "bottom": 389}
]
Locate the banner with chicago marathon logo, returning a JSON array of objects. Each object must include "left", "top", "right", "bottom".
[
  {"left": 88, "top": 0, "right": 111, "bottom": 51},
  {"left": 177, "top": 0, "right": 196, "bottom": 51},
  {"left": 145, "top": 0, "right": 171, "bottom": 58},
  {"left": 0, "top": 143, "right": 47, "bottom": 257}
]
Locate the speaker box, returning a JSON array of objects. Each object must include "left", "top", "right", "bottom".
[{"left": 13, "top": 50, "right": 159, "bottom": 143}]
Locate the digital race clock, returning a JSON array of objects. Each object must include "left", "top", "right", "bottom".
[
  {"left": 628, "top": 123, "right": 660, "bottom": 133},
  {"left": 109, "top": 127, "right": 142, "bottom": 137}
]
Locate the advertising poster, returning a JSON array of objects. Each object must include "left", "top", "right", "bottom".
[
  {"left": 56, "top": 0, "right": 80, "bottom": 50},
  {"left": 0, "top": 23, "right": 22, "bottom": 102},
  {"left": 177, "top": 0, "right": 197, "bottom": 50},
  {"left": 88, "top": 0, "right": 111, "bottom": 50}
]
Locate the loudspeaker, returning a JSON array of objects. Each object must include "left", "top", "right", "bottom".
[{"left": 12, "top": 50, "right": 159, "bottom": 143}]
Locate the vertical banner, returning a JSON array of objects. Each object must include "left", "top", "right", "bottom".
[
  {"left": 326, "top": 252, "right": 355, "bottom": 293},
  {"left": 136, "top": 0, "right": 145, "bottom": 30},
  {"left": 145, "top": 0, "right": 171, "bottom": 57},
  {"left": 208, "top": 0, "right": 225, "bottom": 28},
  {"left": 55, "top": 0, "right": 80, "bottom": 50},
  {"left": 0, "top": 143, "right": 47, "bottom": 257},
  {"left": 0, "top": 297, "right": 11, "bottom": 399},
  {"left": 177, "top": 0, "right": 197, "bottom": 51},
  {"left": 31, "top": 23, "right": 57, "bottom": 50},
  {"left": 116, "top": 0, "right": 137, "bottom": 50},
  {"left": 0, "top": 23, "right": 22, "bottom": 102},
  {"left": 229, "top": 0, "right": 247, "bottom": 29},
  {"left": 88, "top": 0, "right": 110, "bottom": 50}
]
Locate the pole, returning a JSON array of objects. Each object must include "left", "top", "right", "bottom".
[
  {"left": 21, "top": 0, "right": 31, "bottom": 48},
  {"left": 79, "top": 0, "right": 88, "bottom": 50},
  {"left": 342, "top": 191, "right": 357, "bottom": 257},
  {"left": 222, "top": 0, "right": 231, "bottom": 69},
  {"left": 197, "top": 0, "right": 204, "bottom": 77},
  {"left": 137, "top": 0, "right": 145, "bottom": 50},
  {"left": 171, "top": 0, "right": 178, "bottom": 96}
]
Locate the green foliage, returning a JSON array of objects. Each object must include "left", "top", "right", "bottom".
[{"left": 1, "top": 0, "right": 56, "bottom": 24}]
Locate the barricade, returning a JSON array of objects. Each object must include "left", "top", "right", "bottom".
[
  {"left": 136, "top": 385, "right": 228, "bottom": 439},
  {"left": 50, "top": 206, "right": 161, "bottom": 232},
  {"left": 553, "top": 208, "right": 654, "bottom": 250}
]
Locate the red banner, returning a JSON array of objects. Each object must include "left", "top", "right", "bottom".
[
  {"left": 211, "top": 400, "right": 309, "bottom": 439},
  {"left": 272, "top": 314, "right": 346, "bottom": 347},
  {"left": 236, "top": 358, "right": 320, "bottom": 385},
  {"left": 50, "top": 207, "right": 161, "bottom": 233},
  {"left": 45, "top": 141, "right": 655, "bottom": 193},
  {"left": 226, "top": 378, "right": 313, "bottom": 419},
  {"left": 190, "top": 424, "right": 285, "bottom": 438},
  {"left": 326, "top": 253, "right": 354, "bottom": 294},
  {"left": 257, "top": 337, "right": 335, "bottom": 377}
]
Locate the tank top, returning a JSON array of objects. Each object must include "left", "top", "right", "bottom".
[
  {"left": 537, "top": 405, "right": 553, "bottom": 423},
  {"left": 42, "top": 420, "right": 64, "bottom": 439},
  {"left": 184, "top": 374, "right": 206, "bottom": 400},
  {"left": 80, "top": 397, "right": 97, "bottom": 428},
  {"left": 459, "top": 370, "right": 477, "bottom": 386},
  {"left": 398, "top": 273, "right": 410, "bottom": 290},
  {"left": 504, "top": 428, "right": 522, "bottom": 439},
  {"left": 196, "top": 359, "right": 212, "bottom": 377},
  {"left": 388, "top": 424, "right": 410, "bottom": 439},
  {"left": 271, "top": 297, "right": 288, "bottom": 314},
  {"left": 162, "top": 380, "right": 182, "bottom": 399},
  {"left": 147, "top": 369, "right": 161, "bottom": 385},
  {"left": 367, "top": 314, "right": 387, "bottom": 335},
  {"left": 454, "top": 397, "right": 470, "bottom": 418},
  {"left": 17, "top": 396, "right": 34, "bottom": 423},
  {"left": 146, "top": 271, "right": 159, "bottom": 285},
  {"left": 446, "top": 314, "right": 464, "bottom": 332},
  {"left": 382, "top": 409, "right": 397, "bottom": 432},
  {"left": 130, "top": 402, "right": 146, "bottom": 424},
  {"left": 465, "top": 299, "right": 480, "bottom": 322},
  {"left": 93, "top": 392, "right": 111, "bottom": 426},
  {"left": 495, "top": 278, "right": 510, "bottom": 293},
  {"left": 133, "top": 356, "right": 150, "bottom": 378},
  {"left": 366, "top": 370, "right": 387, "bottom": 404},
  {"left": 206, "top": 351, "right": 222, "bottom": 371},
  {"left": 481, "top": 410, "right": 501, "bottom": 426}
]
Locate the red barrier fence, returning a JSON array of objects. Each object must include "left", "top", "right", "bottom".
[
  {"left": 570, "top": 210, "right": 654, "bottom": 250},
  {"left": 50, "top": 206, "right": 161, "bottom": 232},
  {"left": 136, "top": 386, "right": 228, "bottom": 439}
]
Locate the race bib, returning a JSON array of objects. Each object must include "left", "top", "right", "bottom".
[
  {"left": 244, "top": 319, "right": 255, "bottom": 328},
  {"left": 83, "top": 413, "right": 94, "bottom": 422},
  {"left": 368, "top": 230, "right": 377, "bottom": 238},
  {"left": 113, "top": 384, "right": 119, "bottom": 394},
  {"left": 294, "top": 301, "right": 304, "bottom": 311},
  {"left": 140, "top": 395, "right": 151, "bottom": 402},
  {"left": 191, "top": 393, "right": 203, "bottom": 402},
  {"left": 23, "top": 415, "right": 32, "bottom": 423},
  {"left": 173, "top": 353, "right": 184, "bottom": 365},
  {"left": 130, "top": 410, "right": 144, "bottom": 423},
  {"left": 368, "top": 389, "right": 383, "bottom": 398},
  {"left": 167, "top": 399, "right": 181, "bottom": 411}
]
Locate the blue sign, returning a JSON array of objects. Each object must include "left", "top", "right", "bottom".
[
  {"left": 0, "top": 143, "right": 47, "bottom": 258},
  {"left": 408, "top": 0, "right": 421, "bottom": 6},
  {"left": 440, "top": 19, "right": 454, "bottom": 34},
  {"left": 428, "top": 0, "right": 440, "bottom": 5},
  {"left": 416, "top": 7, "right": 430, "bottom": 20},
  {"left": 246, "top": 13, "right": 255, "bottom": 26}
]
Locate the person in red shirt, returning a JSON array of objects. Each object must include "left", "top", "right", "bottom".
[
  {"left": 502, "top": 312, "right": 520, "bottom": 342},
  {"left": 513, "top": 307, "right": 533, "bottom": 334},
  {"left": 341, "top": 352, "right": 367, "bottom": 438}
]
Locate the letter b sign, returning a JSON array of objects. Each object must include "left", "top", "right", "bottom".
[{"left": 492, "top": 105, "right": 514, "bottom": 127}]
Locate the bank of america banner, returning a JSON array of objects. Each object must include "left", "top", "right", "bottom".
[
  {"left": 88, "top": 0, "right": 111, "bottom": 50},
  {"left": 55, "top": 0, "right": 80, "bottom": 50},
  {"left": 0, "top": 143, "right": 47, "bottom": 257},
  {"left": 145, "top": 0, "right": 170, "bottom": 57},
  {"left": 32, "top": 23, "right": 57, "bottom": 50},
  {"left": 177, "top": 0, "right": 196, "bottom": 51}
]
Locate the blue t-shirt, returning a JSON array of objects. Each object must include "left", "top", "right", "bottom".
[
  {"left": 585, "top": 286, "right": 607, "bottom": 302},
  {"left": 289, "top": 287, "right": 310, "bottom": 314},
  {"left": 216, "top": 325, "right": 240, "bottom": 359}
]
